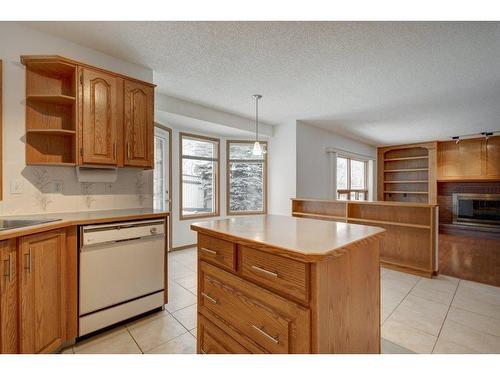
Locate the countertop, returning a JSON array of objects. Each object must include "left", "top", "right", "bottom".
[
  {"left": 0, "top": 209, "right": 169, "bottom": 240},
  {"left": 191, "top": 214, "right": 385, "bottom": 261}
]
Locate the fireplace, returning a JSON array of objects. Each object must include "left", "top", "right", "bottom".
[{"left": 452, "top": 193, "right": 500, "bottom": 228}]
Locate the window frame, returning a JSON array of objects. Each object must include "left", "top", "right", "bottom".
[
  {"left": 226, "top": 140, "right": 268, "bottom": 215},
  {"left": 336, "top": 155, "right": 369, "bottom": 201},
  {"left": 179, "top": 132, "right": 220, "bottom": 221}
]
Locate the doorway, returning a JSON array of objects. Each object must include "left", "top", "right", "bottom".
[{"left": 154, "top": 123, "right": 172, "bottom": 250}]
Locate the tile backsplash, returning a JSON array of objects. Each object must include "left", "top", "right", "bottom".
[{"left": 0, "top": 162, "right": 153, "bottom": 216}]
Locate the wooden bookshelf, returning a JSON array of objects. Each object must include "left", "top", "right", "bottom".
[
  {"left": 292, "top": 198, "right": 438, "bottom": 278},
  {"left": 377, "top": 142, "right": 437, "bottom": 204},
  {"left": 23, "top": 56, "right": 78, "bottom": 165}
]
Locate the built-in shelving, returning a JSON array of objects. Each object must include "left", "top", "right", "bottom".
[
  {"left": 22, "top": 56, "right": 78, "bottom": 165},
  {"left": 378, "top": 142, "right": 437, "bottom": 204},
  {"left": 27, "top": 94, "right": 76, "bottom": 105}
]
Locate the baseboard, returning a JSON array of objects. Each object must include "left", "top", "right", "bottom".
[
  {"left": 381, "top": 261, "right": 433, "bottom": 279},
  {"left": 171, "top": 243, "right": 197, "bottom": 251}
]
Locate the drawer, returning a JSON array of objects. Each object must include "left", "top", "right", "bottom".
[
  {"left": 198, "top": 314, "right": 250, "bottom": 354},
  {"left": 198, "top": 234, "right": 236, "bottom": 271},
  {"left": 199, "top": 261, "right": 310, "bottom": 354},
  {"left": 240, "top": 246, "right": 309, "bottom": 305}
]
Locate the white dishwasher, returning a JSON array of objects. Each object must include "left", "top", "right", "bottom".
[{"left": 79, "top": 219, "right": 166, "bottom": 336}]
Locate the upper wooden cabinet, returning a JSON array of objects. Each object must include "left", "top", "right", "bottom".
[
  {"left": 21, "top": 55, "right": 155, "bottom": 169},
  {"left": 437, "top": 136, "right": 500, "bottom": 181},
  {"left": 19, "top": 230, "right": 67, "bottom": 354},
  {"left": 0, "top": 239, "right": 18, "bottom": 354},
  {"left": 80, "top": 68, "right": 119, "bottom": 165},
  {"left": 124, "top": 80, "right": 154, "bottom": 168}
]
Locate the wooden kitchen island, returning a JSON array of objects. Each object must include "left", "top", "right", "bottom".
[{"left": 191, "top": 215, "right": 385, "bottom": 354}]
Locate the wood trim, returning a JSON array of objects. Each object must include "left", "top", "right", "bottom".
[
  {"left": 154, "top": 123, "right": 173, "bottom": 252},
  {"left": 226, "top": 140, "right": 268, "bottom": 215},
  {"left": 179, "top": 132, "right": 220, "bottom": 221},
  {"left": 0, "top": 60, "right": 2, "bottom": 201},
  {"left": 172, "top": 243, "right": 197, "bottom": 251},
  {"left": 20, "top": 55, "right": 155, "bottom": 88}
]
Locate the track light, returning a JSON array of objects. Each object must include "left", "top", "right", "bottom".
[
  {"left": 452, "top": 136, "right": 460, "bottom": 144},
  {"left": 481, "top": 132, "right": 493, "bottom": 140}
]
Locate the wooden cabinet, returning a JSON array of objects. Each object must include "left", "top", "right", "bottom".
[
  {"left": 80, "top": 68, "right": 119, "bottom": 166},
  {"left": 0, "top": 239, "right": 18, "bottom": 353},
  {"left": 437, "top": 136, "right": 500, "bottom": 181},
  {"left": 19, "top": 230, "right": 67, "bottom": 354},
  {"left": 21, "top": 55, "right": 155, "bottom": 169},
  {"left": 124, "top": 80, "right": 154, "bottom": 168}
]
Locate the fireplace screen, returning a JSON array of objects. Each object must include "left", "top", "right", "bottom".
[{"left": 452, "top": 194, "right": 500, "bottom": 227}]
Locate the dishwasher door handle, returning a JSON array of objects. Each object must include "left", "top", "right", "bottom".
[{"left": 81, "top": 234, "right": 165, "bottom": 251}]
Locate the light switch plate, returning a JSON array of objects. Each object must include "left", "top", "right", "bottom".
[{"left": 10, "top": 180, "right": 24, "bottom": 194}]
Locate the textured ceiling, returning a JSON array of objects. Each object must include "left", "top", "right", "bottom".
[{"left": 25, "top": 21, "right": 500, "bottom": 145}]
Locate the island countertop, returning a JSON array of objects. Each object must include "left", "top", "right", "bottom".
[{"left": 191, "top": 214, "right": 384, "bottom": 262}]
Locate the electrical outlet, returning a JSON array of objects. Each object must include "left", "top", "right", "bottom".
[
  {"left": 52, "top": 180, "right": 64, "bottom": 193},
  {"left": 10, "top": 180, "right": 24, "bottom": 194}
]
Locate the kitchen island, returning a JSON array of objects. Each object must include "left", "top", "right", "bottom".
[{"left": 191, "top": 215, "right": 384, "bottom": 354}]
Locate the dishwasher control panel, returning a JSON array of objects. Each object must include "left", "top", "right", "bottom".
[{"left": 82, "top": 219, "right": 165, "bottom": 247}]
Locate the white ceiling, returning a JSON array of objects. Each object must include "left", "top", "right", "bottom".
[{"left": 25, "top": 21, "right": 500, "bottom": 145}]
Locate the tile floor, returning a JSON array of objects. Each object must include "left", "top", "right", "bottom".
[{"left": 61, "top": 247, "right": 500, "bottom": 354}]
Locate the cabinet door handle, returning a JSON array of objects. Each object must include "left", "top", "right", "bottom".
[
  {"left": 251, "top": 265, "right": 278, "bottom": 278},
  {"left": 251, "top": 325, "right": 279, "bottom": 345},
  {"left": 24, "top": 248, "right": 32, "bottom": 273},
  {"left": 200, "top": 247, "right": 217, "bottom": 256},
  {"left": 127, "top": 143, "right": 131, "bottom": 160},
  {"left": 113, "top": 143, "right": 116, "bottom": 159},
  {"left": 8, "top": 253, "right": 13, "bottom": 282},
  {"left": 3, "top": 257, "right": 11, "bottom": 280},
  {"left": 201, "top": 292, "right": 218, "bottom": 304}
]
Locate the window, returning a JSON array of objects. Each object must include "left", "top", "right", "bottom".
[
  {"left": 153, "top": 126, "right": 170, "bottom": 210},
  {"left": 180, "top": 133, "right": 220, "bottom": 219},
  {"left": 227, "top": 141, "right": 267, "bottom": 214},
  {"left": 337, "top": 156, "right": 368, "bottom": 201}
]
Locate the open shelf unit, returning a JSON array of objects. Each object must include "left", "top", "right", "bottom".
[
  {"left": 22, "top": 56, "right": 78, "bottom": 165},
  {"left": 377, "top": 142, "right": 437, "bottom": 204}
]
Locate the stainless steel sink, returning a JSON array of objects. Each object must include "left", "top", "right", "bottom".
[{"left": 0, "top": 218, "right": 61, "bottom": 231}]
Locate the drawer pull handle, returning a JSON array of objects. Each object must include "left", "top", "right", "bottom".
[
  {"left": 201, "top": 247, "right": 218, "bottom": 255},
  {"left": 201, "top": 292, "right": 218, "bottom": 304},
  {"left": 252, "top": 325, "right": 279, "bottom": 345},
  {"left": 251, "top": 265, "right": 278, "bottom": 278}
]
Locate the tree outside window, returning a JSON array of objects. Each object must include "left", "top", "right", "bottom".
[
  {"left": 180, "top": 133, "right": 220, "bottom": 219},
  {"left": 337, "top": 156, "right": 368, "bottom": 201},
  {"left": 227, "top": 141, "right": 267, "bottom": 214}
]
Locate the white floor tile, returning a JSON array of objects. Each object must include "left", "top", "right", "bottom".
[{"left": 127, "top": 313, "right": 188, "bottom": 353}]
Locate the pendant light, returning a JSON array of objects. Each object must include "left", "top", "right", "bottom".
[{"left": 252, "top": 94, "right": 263, "bottom": 156}]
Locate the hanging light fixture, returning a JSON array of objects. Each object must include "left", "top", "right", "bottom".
[{"left": 252, "top": 94, "right": 263, "bottom": 156}]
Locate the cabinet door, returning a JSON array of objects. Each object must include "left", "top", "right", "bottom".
[
  {"left": 486, "top": 136, "right": 500, "bottom": 178},
  {"left": 20, "top": 230, "right": 66, "bottom": 354},
  {"left": 81, "top": 68, "right": 118, "bottom": 165},
  {"left": 124, "top": 80, "right": 154, "bottom": 168},
  {"left": 438, "top": 138, "right": 484, "bottom": 179},
  {"left": 0, "top": 239, "right": 18, "bottom": 354}
]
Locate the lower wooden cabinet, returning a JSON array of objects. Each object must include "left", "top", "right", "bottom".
[
  {"left": 0, "top": 239, "right": 18, "bottom": 353},
  {"left": 0, "top": 228, "right": 77, "bottom": 354},
  {"left": 19, "top": 230, "right": 68, "bottom": 354}
]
